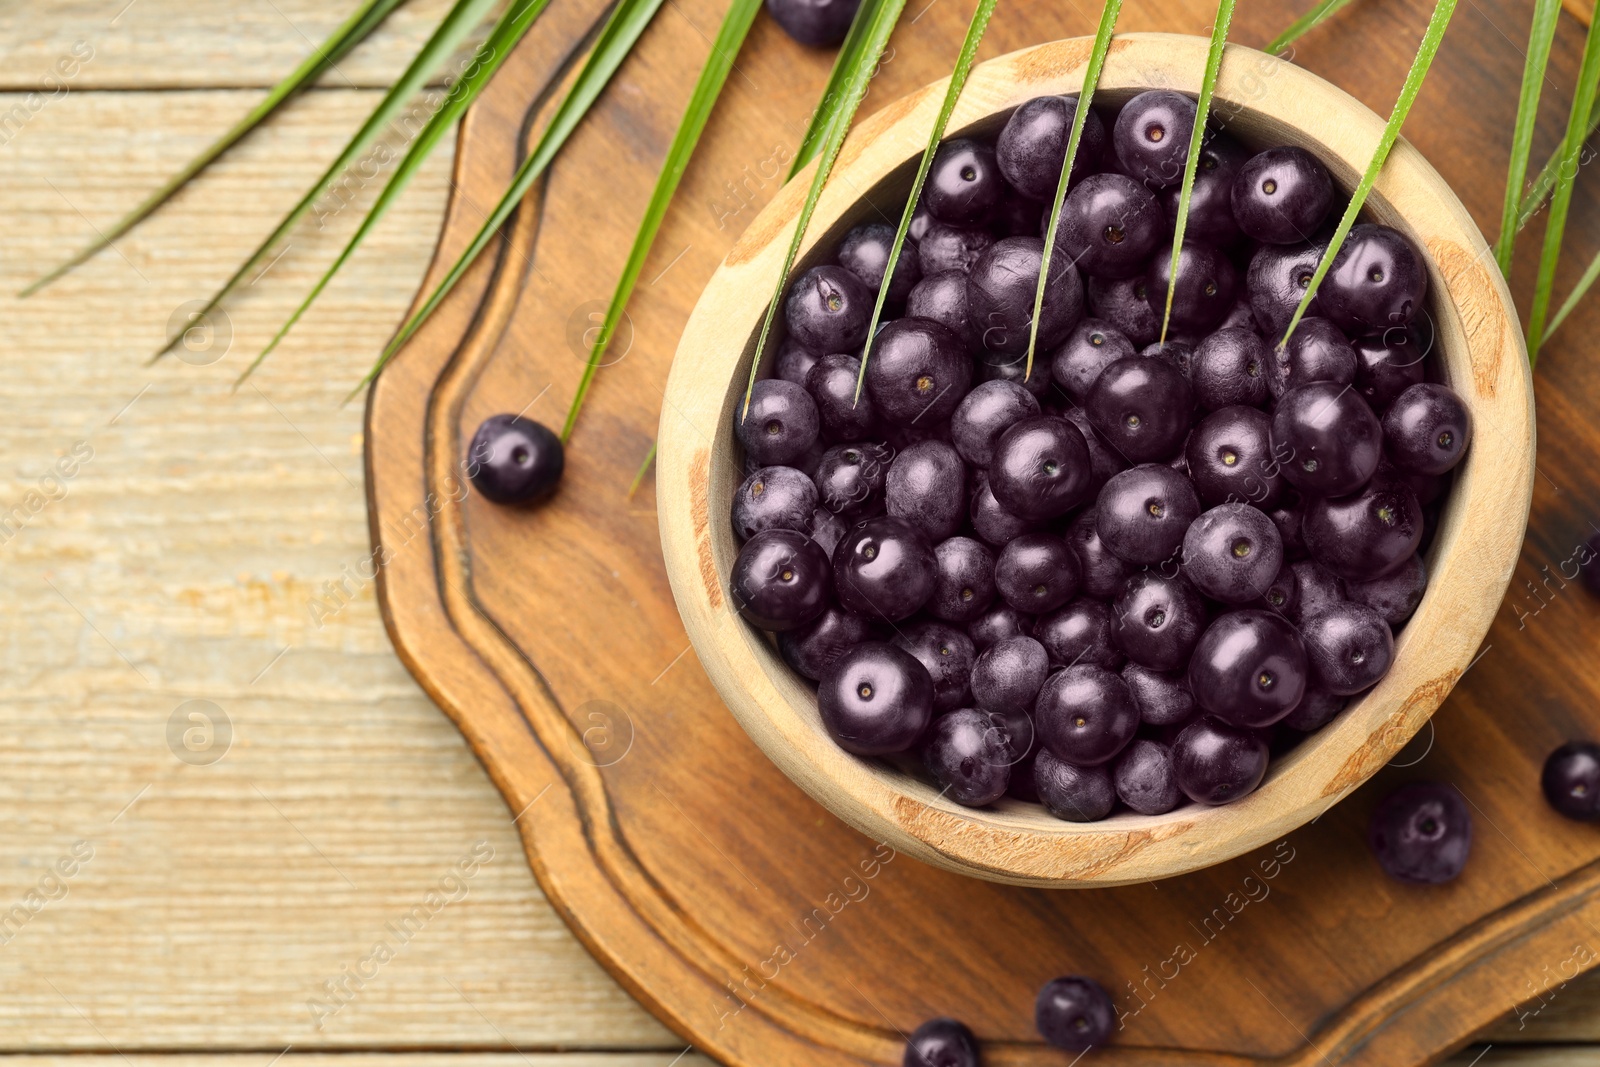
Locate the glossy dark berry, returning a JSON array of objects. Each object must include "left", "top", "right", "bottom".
[
  {"left": 837, "top": 222, "right": 921, "bottom": 303},
  {"left": 1182, "top": 503, "right": 1285, "bottom": 604},
  {"left": 1115, "top": 738, "right": 1183, "bottom": 815},
  {"left": 737, "top": 377, "right": 821, "bottom": 467},
  {"left": 1123, "top": 663, "right": 1196, "bottom": 726},
  {"left": 1188, "top": 610, "right": 1308, "bottom": 728},
  {"left": 864, "top": 318, "right": 972, "bottom": 425},
  {"left": 1033, "top": 750, "right": 1115, "bottom": 821},
  {"left": 833, "top": 516, "right": 936, "bottom": 621},
  {"left": 928, "top": 535, "right": 997, "bottom": 624},
  {"left": 976, "top": 351, "right": 1051, "bottom": 397},
  {"left": 1173, "top": 716, "right": 1270, "bottom": 804},
  {"left": 903, "top": 1018, "right": 980, "bottom": 1067},
  {"left": 1146, "top": 241, "right": 1239, "bottom": 334},
  {"left": 733, "top": 466, "right": 817, "bottom": 539},
  {"left": 950, "top": 379, "right": 1041, "bottom": 468},
  {"left": 918, "top": 222, "right": 994, "bottom": 275},
  {"left": 785, "top": 264, "right": 872, "bottom": 353},
  {"left": 1087, "top": 274, "right": 1159, "bottom": 347},
  {"left": 1056, "top": 173, "right": 1164, "bottom": 280},
  {"left": 970, "top": 634, "right": 1050, "bottom": 715},
  {"left": 1036, "top": 975, "right": 1115, "bottom": 1050},
  {"left": 886, "top": 439, "right": 967, "bottom": 542},
  {"left": 1368, "top": 781, "right": 1472, "bottom": 884},
  {"left": 988, "top": 416, "right": 1094, "bottom": 520},
  {"left": 1302, "top": 470, "right": 1423, "bottom": 581},
  {"left": 1051, "top": 319, "right": 1137, "bottom": 403},
  {"left": 997, "top": 95, "right": 1106, "bottom": 200},
  {"left": 817, "top": 642, "right": 933, "bottom": 754},
  {"left": 1159, "top": 134, "right": 1249, "bottom": 247},
  {"left": 1095, "top": 463, "right": 1200, "bottom": 565},
  {"left": 1347, "top": 553, "right": 1426, "bottom": 625},
  {"left": 994, "top": 191, "right": 1045, "bottom": 237},
  {"left": 994, "top": 532, "right": 1082, "bottom": 615},
  {"left": 814, "top": 441, "right": 891, "bottom": 516},
  {"left": 1113, "top": 90, "right": 1196, "bottom": 188},
  {"left": 923, "top": 707, "right": 1011, "bottom": 805},
  {"left": 1142, "top": 338, "right": 1196, "bottom": 378},
  {"left": 969, "top": 474, "right": 1041, "bottom": 546},
  {"left": 1255, "top": 559, "right": 1301, "bottom": 619},
  {"left": 779, "top": 607, "right": 882, "bottom": 680},
  {"left": 775, "top": 338, "right": 819, "bottom": 386},
  {"left": 1319, "top": 224, "right": 1428, "bottom": 334},
  {"left": 805, "top": 353, "right": 877, "bottom": 443},
  {"left": 893, "top": 620, "right": 976, "bottom": 713},
  {"left": 1191, "top": 327, "right": 1270, "bottom": 410},
  {"left": 1086, "top": 356, "right": 1194, "bottom": 463},
  {"left": 1066, "top": 506, "right": 1133, "bottom": 599},
  {"left": 810, "top": 507, "right": 847, "bottom": 556},
  {"left": 1268, "top": 317, "right": 1357, "bottom": 399},
  {"left": 1383, "top": 383, "right": 1472, "bottom": 476},
  {"left": 1288, "top": 559, "right": 1348, "bottom": 625},
  {"left": 1300, "top": 601, "right": 1393, "bottom": 695},
  {"left": 1353, "top": 329, "right": 1427, "bottom": 412},
  {"left": 1270, "top": 381, "right": 1383, "bottom": 497},
  {"left": 764, "top": 0, "right": 860, "bottom": 46},
  {"left": 905, "top": 269, "right": 972, "bottom": 341},
  {"left": 1111, "top": 571, "right": 1205, "bottom": 671},
  {"left": 968, "top": 603, "right": 1030, "bottom": 650},
  {"left": 1281, "top": 680, "right": 1346, "bottom": 732},
  {"left": 1036, "top": 664, "right": 1139, "bottom": 766},
  {"left": 968, "top": 237, "right": 1084, "bottom": 355},
  {"left": 925, "top": 139, "right": 1004, "bottom": 225},
  {"left": 1062, "top": 408, "right": 1128, "bottom": 497},
  {"left": 1542, "top": 742, "right": 1600, "bottom": 821},
  {"left": 1231, "top": 146, "right": 1334, "bottom": 245},
  {"left": 730, "top": 529, "right": 832, "bottom": 632},
  {"left": 1186, "top": 406, "right": 1285, "bottom": 509},
  {"left": 1247, "top": 237, "right": 1328, "bottom": 338},
  {"left": 1035, "top": 598, "right": 1123, "bottom": 671},
  {"left": 468, "top": 414, "right": 565, "bottom": 504}
]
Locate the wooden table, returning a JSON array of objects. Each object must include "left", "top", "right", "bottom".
[{"left": 1, "top": 1, "right": 1597, "bottom": 1064}]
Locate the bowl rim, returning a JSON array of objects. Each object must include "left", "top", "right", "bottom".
[{"left": 657, "top": 32, "right": 1536, "bottom": 888}]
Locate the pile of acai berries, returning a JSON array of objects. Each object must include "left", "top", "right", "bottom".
[{"left": 726, "top": 88, "right": 1473, "bottom": 821}]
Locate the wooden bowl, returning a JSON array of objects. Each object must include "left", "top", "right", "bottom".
[{"left": 657, "top": 33, "right": 1535, "bottom": 888}]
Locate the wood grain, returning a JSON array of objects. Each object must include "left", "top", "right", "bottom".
[{"left": 365, "top": 0, "right": 1600, "bottom": 1062}]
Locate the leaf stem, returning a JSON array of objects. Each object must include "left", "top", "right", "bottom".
[{"left": 1493, "top": 0, "right": 1561, "bottom": 275}]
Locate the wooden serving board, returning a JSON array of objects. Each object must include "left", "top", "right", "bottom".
[{"left": 364, "top": 0, "right": 1600, "bottom": 1064}]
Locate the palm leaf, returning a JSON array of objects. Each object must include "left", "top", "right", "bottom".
[
  {"left": 739, "top": 0, "right": 906, "bottom": 418},
  {"left": 789, "top": 0, "right": 895, "bottom": 178},
  {"left": 1279, "top": 0, "right": 1458, "bottom": 346},
  {"left": 854, "top": 0, "right": 997, "bottom": 401},
  {"left": 560, "top": 0, "right": 763, "bottom": 441},
  {"left": 1525, "top": 10, "right": 1600, "bottom": 363},
  {"left": 1493, "top": 0, "right": 1561, "bottom": 274},
  {"left": 242, "top": 0, "right": 557, "bottom": 382},
  {"left": 1265, "top": 0, "right": 1355, "bottom": 56},
  {"left": 353, "top": 0, "right": 671, "bottom": 399},
  {"left": 22, "top": 0, "right": 410, "bottom": 297},
  {"left": 1028, "top": 0, "right": 1124, "bottom": 380},
  {"left": 1160, "top": 0, "right": 1237, "bottom": 343},
  {"left": 152, "top": 0, "right": 501, "bottom": 360}
]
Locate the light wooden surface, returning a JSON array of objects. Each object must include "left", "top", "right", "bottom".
[
  {"left": 0, "top": 0, "right": 1593, "bottom": 1062},
  {"left": 659, "top": 34, "right": 1533, "bottom": 889}
]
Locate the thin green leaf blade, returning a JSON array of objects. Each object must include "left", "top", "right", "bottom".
[
  {"left": 854, "top": 0, "right": 997, "bottom": 401},
  {"left": 1493, "top": 0, "right": 1561, "bottom": 275},
  {"left": 1265, "top": 0, "right": 1355, "bottom": 56},
  {"left": 22, "top": 0, "right": 409, "bottom": 297},
  {"left": 353, "top": 0, "right": 671, "bottom": 399},
  {"left": 628, "top": 441, "right": 658, "bottom": 497},
  {"left": 1526, "top": 9, "right": 1600, "bottom": 364},
  {"left": 1517, "top": 110, "right": 1600, "bottom": 232},
  {"left": 241, "top": 0, "right": 556, "bottom": 382},
  {"left": 561, "top": 0, "right": 763, "bottom": 441},
  {"left": 1028, "top": 0, "right": 1124, "bottom": 381},
  {"left": 152, "top": 0, "right": 500, "bottom": 361},
  {"left": 1541, "top": 243, "right": 1600, "bottom": 342},
  {"left": 789, "top": 0, "right": 892, "bottom": 179},
  {"left": 1279, "top": 0, "right": 1457, "bottom": 347},
  {"left": 1160, "top": 0, "right": 1237, "bottom": 344},
  {"left": 740, "top": 0, "right": 906, "bottom": 418}
]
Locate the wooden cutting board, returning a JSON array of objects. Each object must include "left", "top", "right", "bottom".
[{"left": 364, "top": 0, "right": 1600, "bottom": 1063}]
